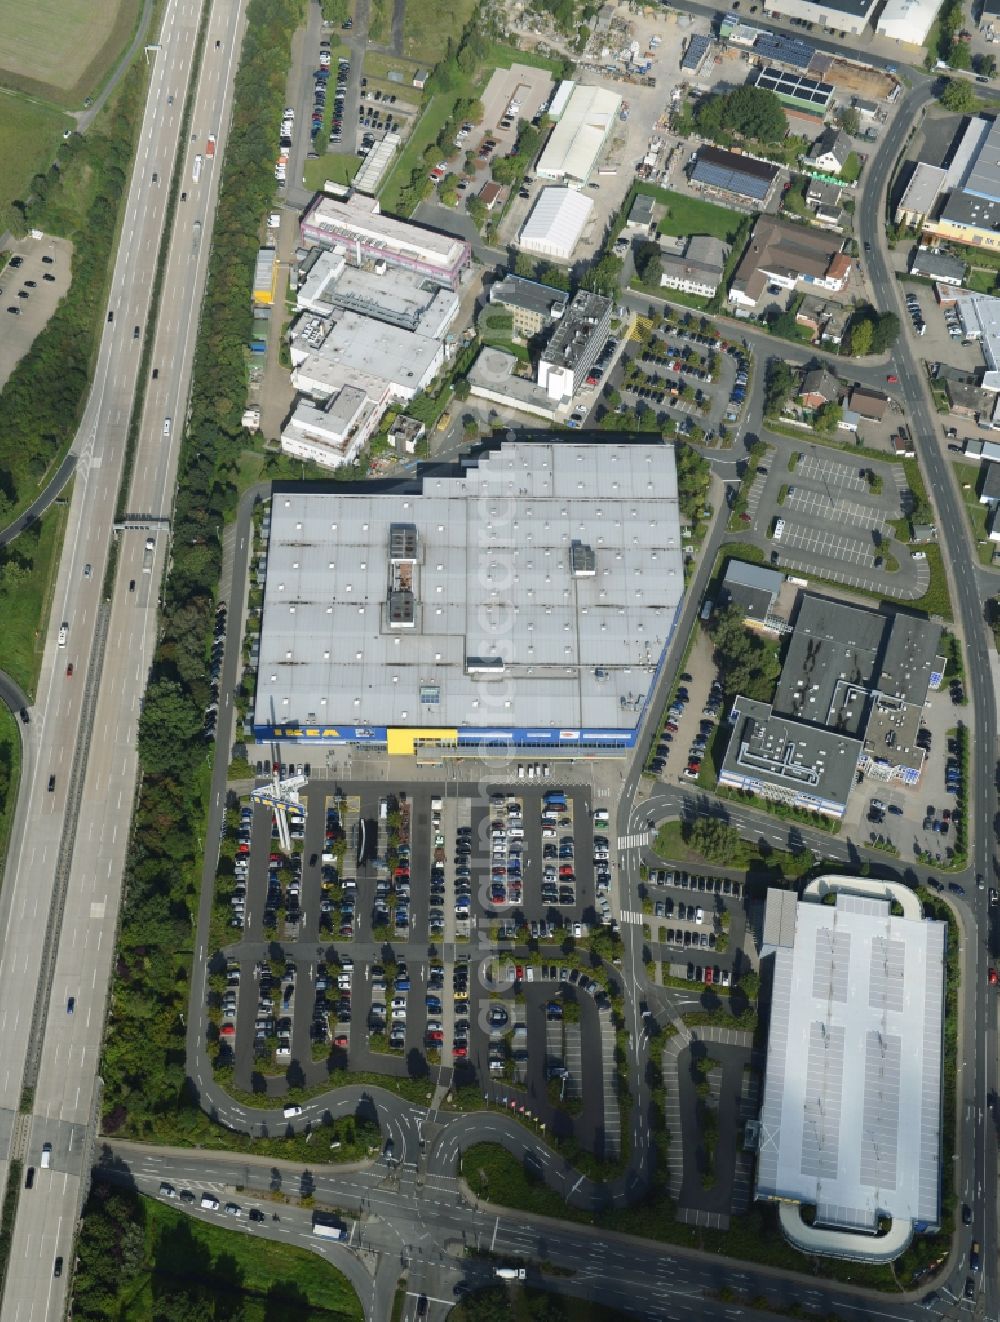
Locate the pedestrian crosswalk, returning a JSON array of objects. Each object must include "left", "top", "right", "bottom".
[
  {"left": 619, "top": 830, "right": 649, "bottom": 850},
  {"left": 619, "top": 909, "right": 644, "bottom": 925}
]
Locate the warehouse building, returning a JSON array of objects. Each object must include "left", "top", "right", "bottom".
[
  {"left": 297, "top": 248, "right": 459, "bottom": 338},
  {"left": 519, "top": 187, "right": 595, "bottom": 261},
  {"left": 894, "top": 162, "right": 947, "bottom": 228},
  {"left": 755, "top": 0, "right": 876, "bottom": 36},
  {"left": 876, "top": 0, "right": 940, "bottom": 43},
  {"left": 757, "top": 886, "right": 944, "bottom": 1244},
  {"left": 537, "top": 289, "right": 612, "bottom": 402},
  {"left": 955, "top": 291, "right": 1000, "bottom": 390},
  {"left": 299, "top": 192, "right": 472, "bottom": 289},
  {"left": 535, "top": 84, "right": 621, "bottom": 185},
  {"left": 254, "top": 440, "right": 685, "bottom": 754}
]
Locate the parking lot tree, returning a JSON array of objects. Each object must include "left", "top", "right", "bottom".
[
  {"left": 940, "top": 77, "right": 976, "bottom": 112},
  {"left": 838, "top": 105, "right": 861, "bottom": 137},
  {"left": 438, "top": 175, "right": 459, "bottom": 207},
  {"left": 453, "top": 377, "right": 471, "bottom": 402},
  {"left": 977, "top": 52, "right": 998, "bottom": 78},
  {"left": 466, "top": 195, "right": 487, "bottom": 231}
]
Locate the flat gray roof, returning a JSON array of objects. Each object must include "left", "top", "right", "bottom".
[
  {"left": 255, "top": 441, "right": 684, "bottom": 735},
  {"left": 775, "top": 595, "right": 886, "bottom": 736},
  {"left": 757, "top": 891, "right": 945, "bottom": 1232},
  {"left": 542, "top": 290, "right": 612, "bottom": 372},
  {"left": 721, "top": 696, "right": 861, "bottom": 810},
  {"left": 489, "top": 273, "right": 569, "bottom": 319},
  {"left": 962, "top": 115, "right": 1000, "bottom": 202}
]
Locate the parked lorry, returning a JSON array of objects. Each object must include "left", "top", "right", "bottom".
[
  {"left": 206, "top": 133, "right": 217, "bottom": 157},
  {"left": 312, "top": 1218, "right": 347, "bottom": 1240},
  {"left": 143, "top": 537, "right": 155, "bottom": 573}
]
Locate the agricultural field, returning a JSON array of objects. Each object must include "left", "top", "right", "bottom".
[{"left": 0, "top": 0, "right": 140, "bottom": 103}]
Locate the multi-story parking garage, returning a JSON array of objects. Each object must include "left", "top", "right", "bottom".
[{"left": 253, "top": 440, "right": 684, "bottom": 755}]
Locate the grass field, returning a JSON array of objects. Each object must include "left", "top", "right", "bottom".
[
  {"left": 0, "top": 0, "right": 140, "bottom": 103},
  {"left": 403, "top": 0, "right": 477, "bottom": 65},
  {"left": 363, "top": 50, "right": 422, "bottom": 82},
  {"left": 127, "top": 1197, "right": 363, "bottom": 1318},
  {"left": 0, "top": 496, "right": 68, "bottom": 699},
  {"left": 640, "top": 185, "right": 746, "bottom": 243},
  {"left": 303, "top": 152, "right": 362, "bottom": 192},
  {"left": 0, "top": 90, "right": 71, "bottom": 214}
]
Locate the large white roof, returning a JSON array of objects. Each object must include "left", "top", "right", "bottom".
[
  {"left": 519, "top": 187, "right": 594, "bottom": 259},
  {"left": 255, "top": 441, "right": 684, "bottom": 736},
  {"left": 876, "top": 0, "right": 938, "bottom": 42},
  {"left": 536, "top": 84, "right": 621, "bottom": 182},
  {"left": 757, "top": 892, "right": 944, "bottom": 1232}
]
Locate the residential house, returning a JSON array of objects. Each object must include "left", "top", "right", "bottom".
[
  {"left": 806, "top": 179, "right": 842, "bottom": 209},
  {"left": 795, "top": 294, "right": 851, "bottom": 345},
  {"left": 892, "top": 427, "right": 915, "bottom": 458},
  {"left": 480, "top": 181, "right": 506, "bottom": 212},
  {"left": 798, "top": 367, "right": 841, "bottom": 409},
  {"left": 807, "top": 126, "right": 853, "bottom": 175},
  {"left": 625, "top": 192, "right": 656, "bottom": 234}
]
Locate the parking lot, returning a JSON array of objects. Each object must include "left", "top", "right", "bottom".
[
  {"left": 208, "top": 775, "right": 621, "bottom": 1144},
  {"left": 778, "top": 522, "right": 878, "bottom": 566},
  {"left": 0, "top": 237, "right": 74, "bottom": 392},
  {"left": 645, "top": 867, "right": 746, "bottom": 988}
]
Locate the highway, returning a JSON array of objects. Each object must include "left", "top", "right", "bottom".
[{"left": 0, "top": 0, "right": 250, "bottom": 1316}]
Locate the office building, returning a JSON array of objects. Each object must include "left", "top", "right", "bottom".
[
  {"left": 537, "top": 289, "right": 612, "bottom": 402},
  {"left": 488, "top": 273, "right": 569, "bottom": 341}
]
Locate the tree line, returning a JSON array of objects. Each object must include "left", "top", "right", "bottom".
[
  {"left": 0, "top": 68, "right": 145, "bottom": 522},
  {"left": 100, "top": 0, "right": 306, "bottom": 1138}
]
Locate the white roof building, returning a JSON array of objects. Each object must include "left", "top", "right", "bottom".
[
  {"left": 290, "top": 310, "right": 445, "bottom": 402},
  {"left": 519, "top": 187, "right": 594, "bottom": 261},
  {"left": 547, "top": 79, "right": 576, "bottom": 120},
  {"left": 280, "top": 388, "right": 383, "bottom": 471},
  {"left": 253, "top": 441, "right": 685, "bottom": 753},
  {"left": 955, "top": 291, "right": 1000, "bottom": 391},
  {"left": 876, "top": 0, "right": 939, "bottom": 43},
  {"left": 757, "top": 888, "right": 944, "bottom": 1237},
  {"left": 536, "top": 84, "right": 621, "bottom": 184}
]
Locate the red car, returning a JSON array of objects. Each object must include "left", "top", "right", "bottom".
[
  {"left": 334, "top": 1034, "right": 349, "bottom": 1047},
  {"left": 989, "top": 968, "right": 998, "bottom": 987},
  {"left": 452, "top": 1045, "right": 467, "bottom": 1057},
  {"left": 66, "top": 663, "right": 73, "bottom": 677},
  {"left": 886, "top": 374, "right": 898, "bottom": 384},
  {"left": 515, "top": 964, "right": 524, "bottom": 981},
  {"left": 704, "top": 966, "right": 713, "bottom": 985}
]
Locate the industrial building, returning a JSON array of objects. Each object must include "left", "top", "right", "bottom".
[
  {"left": 299, "top": 192, "right": 472, "bottom": 289},
  {"left": 956, "top": 114, "right": 1000, "bottom": 203},
  {"left": 757, "top": 887, "right": 944, "bottom": 1241},
  {"left": 689, "top": 146, "right": 779, "bottom": 206},
  {"left": 753, "top": 65, "right": 834, "bottom": 113},
  {"left": 751, "top": 0, "right": 876, "bottom": 36},
  {"left": 488, "top": 274, "right": 569, "bottom": 342},
  {"left": 955, "top": 291, "right": 1000, "bottom": 390},
  {"left": 468, "top": 347, "right": 563, "bottom": 421},
  {"left": 290, "top": 310, "right": 445, "bottom": 402},
  {"left": 519, "top": 186, "right": 595, "bottom": 261},
  {"left": 537, "top": 289, "right": 612, "bottom": 402},
  {"left": 253, "top": 440, "right": 685, "bottom": 754},
  {"left": 352, "top": 132, "right": 401, "bottom": 196},
  {"left": 719, "top": 593, "right": 944, "bottom": 816},
  {"left": 926, "top": 189, "right": 1000, "bottom": 252},
  {"left": 876, "top": 0, "right": 940, "bottom": 44},
  {"left": 894, "top": 162, "right": 947, "bottom": 228},
  {"left": 297, "top": 248, "right": 459, "bottom": 338},
  {"left": 280, "top": 389, "right": 384, "bottom": 471},
  {"left": 535, "top": 84, "right": 621, "bottom": 185}
]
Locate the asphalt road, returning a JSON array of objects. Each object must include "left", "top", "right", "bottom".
[
  {"left": 98, "top": 1137, "right": 956, "bottom": 1322},
  {"left": 0, "top": 1, "right": 251, "bottom": 1317}
]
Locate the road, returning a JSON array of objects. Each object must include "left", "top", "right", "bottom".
[
  {"left": 0, "top": 1, "right": 251, "bottom": 1317},
  {"left": 98, "top": 1137, "right": 956, "bottom": 1322}
]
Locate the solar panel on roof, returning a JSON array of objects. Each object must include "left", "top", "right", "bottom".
[
  {"left": 753, "top": 32, "right": 815, "bottom": 70},
  {"left": 680, "top": 33, "right": 711, "bottom": 70},
  {"left": 691, "top": 157, "right": 771, "bottom": 202}
]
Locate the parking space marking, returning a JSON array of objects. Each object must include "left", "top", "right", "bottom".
[
  {"left": 775, "top": 553, "right": 925, "bottom": 600},
  {"left": 598, "top": 1009, "right": 620, "bottom": 1158},
  {"left": 785, "top": 486, "right": 891, "bottom": 532},
  {"left": 564, "top": 1022, "right": 582, "bottom": 1101},
  {"left": 779, "top": 520, "right": 874, "bottom": 566},
  {"left": 796, "top": 454, "right": 869, "bottom": 492}
]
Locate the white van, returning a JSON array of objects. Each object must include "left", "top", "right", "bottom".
[
  {"left": 200, "top": 1194, "right": 220, "bottom": 1210},
  {"left": 282, "top": 1103, "right": 302, "bottom": 1119},
  {"left": 773, "top": 518, "right": 785, "bottom": 541},
  {"left": 41, "top": 1143, "right": 52, "bottom": 1169}
]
